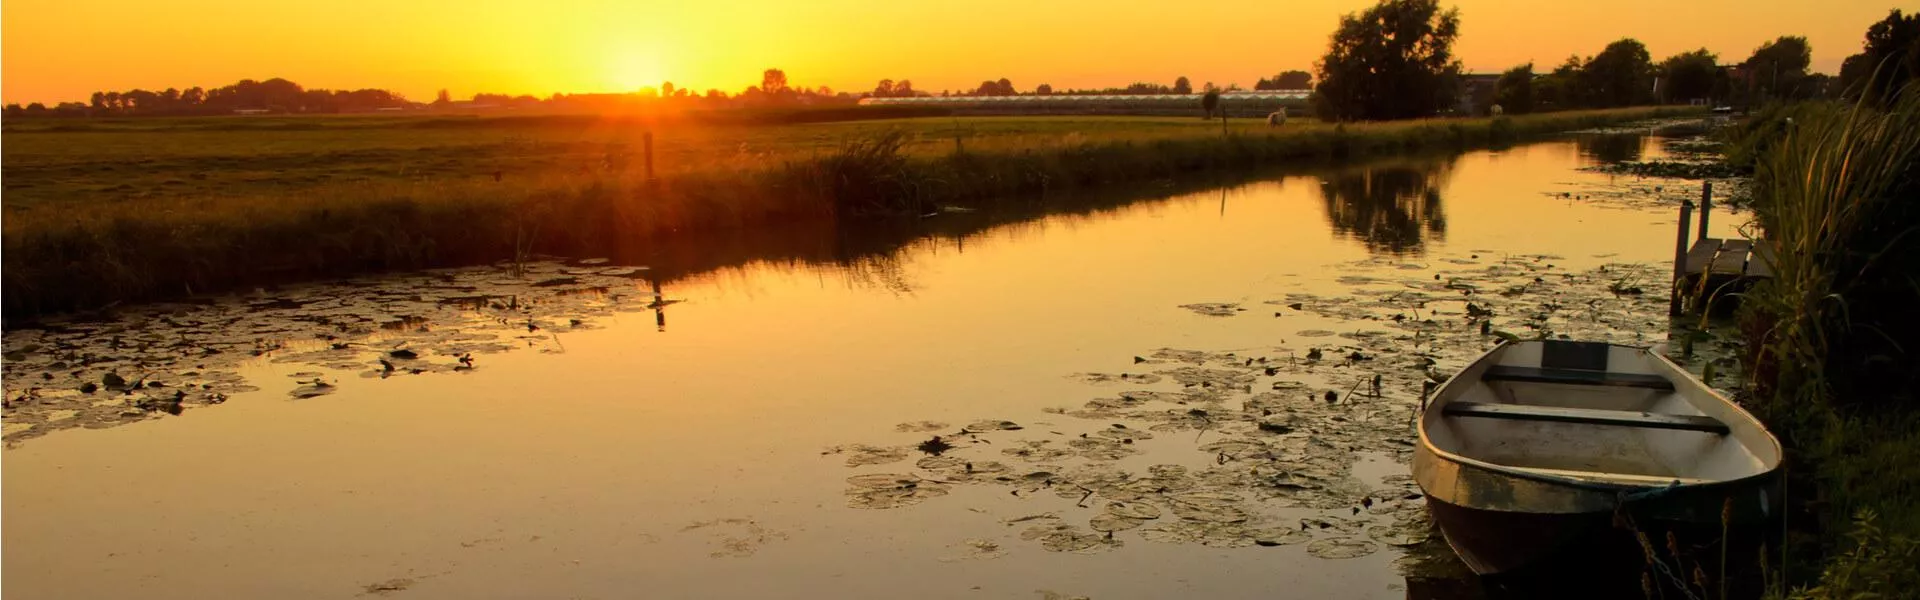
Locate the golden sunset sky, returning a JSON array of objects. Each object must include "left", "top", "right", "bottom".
[{"left": 1, "top": 0, "right": 1908, "bottom": 104}]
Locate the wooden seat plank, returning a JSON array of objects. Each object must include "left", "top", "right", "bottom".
[
  {"left": 1442, "top": 401, "right": 1729, "bottom": 434},
  {"left": 1483, "top": 365, "right": 1675, "bottom": 390}
]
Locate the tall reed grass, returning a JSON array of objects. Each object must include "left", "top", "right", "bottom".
[{"left": 1735, "top": 86, "right": 1920, "bottom": 598}]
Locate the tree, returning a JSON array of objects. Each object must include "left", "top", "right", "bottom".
[
  {"left": 894, "top": 80, "right": 915, "bottom": 97},
  {"left": 1848, "top": 9, "right": 1920, "bottom": 103},
  {"left": 1658, "top": 49, "right": 1720, "bottom": 103},
  {"left": 26, "top": 102, "right": 47, "bottom": 115},
  {"left": 761, "top": 69, "right": 789, "bottom": 96},
  {"left": 1494, "top": 64, "right": 1534, "bottom": 114},
  {"left": 1744, "top": 36, "right": 1812, "bottom": 100},
  {"left": 1313, "top": 0, "right": 1464, "bottom": 121},
  {"left": 3, "top": 103, "right": 22, "bottom": 118},
  {"left": 1035, "top": 83, "right": 1053, "bottom": 95},
  {"left": 434, "top": 89, "right": 452, "bottom": 105},
  {"left": 1200, "top": 89, "right": 1220, "bottom": 119},
  {"left": 661, "top": 82, "right": 676, "bottom": 97},
  {"left": 182, "top": 87, "right": 205, "bottom": 105},
  {"left": 1173, "top": 76, "right": 1193, "bottom": 95},
  {"left": 1582, "top": 38, "right": 1654, "bottom": 108},
  {"left": 1256, "top": 70, "right": 1313, "bottom": 90},
  {"left": 89, "top": 92, "right": 106, "bottom": 111}
]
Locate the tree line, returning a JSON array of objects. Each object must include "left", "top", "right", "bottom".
[{"left": 1314, "top": 1, "right": 1920, "bottom": 120}]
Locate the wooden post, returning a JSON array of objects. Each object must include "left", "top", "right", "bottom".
[
  {"left": 643, "top": 131, "right": 655, "bottom": 180},
  {"left": 1671, "top": 200, "right": 1695, "bottom": 317},
  {"left": 1696, "top": 181, "right": 1712, "bottom": 241}
]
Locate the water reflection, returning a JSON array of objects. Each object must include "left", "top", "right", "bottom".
[
  {"left": 1317, "top": 159, "right": 1453, "bottom": 255},
  {"left": 1574, "top": 133, "right": 1647, "bottom": 164}
]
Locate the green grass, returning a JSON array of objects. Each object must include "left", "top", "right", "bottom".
[
  {"left": 1732, "top": 88, "right": 1920, "bottom": 598},
  {"left": 0, "top": 106, "right": 1697, "bottom": 317}
]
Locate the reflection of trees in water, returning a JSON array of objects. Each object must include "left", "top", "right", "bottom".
[
  {"left": 1575, "top": 133, "right": 1646, "bottom": 164},
  {"left": 1318, "top": 160, "right": 1452, "bottom": 255}
]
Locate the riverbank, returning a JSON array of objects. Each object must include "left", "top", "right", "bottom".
[
  {"left": 1728, "top": 94, "right": 1920, "bottom": 597},
  {"left": 1, "top": 106, "right": 1699, "bottom": 318}
]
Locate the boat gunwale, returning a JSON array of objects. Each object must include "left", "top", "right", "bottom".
[{"left": 1414, "top": 340, "right": 1784, "bottom": 498}]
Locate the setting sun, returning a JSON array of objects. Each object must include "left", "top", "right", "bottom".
[{"left": 606, "top": 46, "right": 666, "bottom": 92}]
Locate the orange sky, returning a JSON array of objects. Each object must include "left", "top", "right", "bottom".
[{"left": 1, "top": 0, "right": 1910, "bottom": 104}]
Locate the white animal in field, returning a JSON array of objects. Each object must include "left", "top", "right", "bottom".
[
  {"left": 1490, "top": 104, "right": 1505, "bottom": 116},
  {"left": 1267, "top": 111, "right": 1288, "bottom": 126}
]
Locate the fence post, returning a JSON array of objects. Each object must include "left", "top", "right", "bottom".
[
  {"left": 643, "top": 131, "right": 655, "bottom": 180},
  {"left": 1671, "top": 199, "right": 1695, "bottom": 317},
  {"left": 1696, "top": 181, "right": 1712, "bottom": 241}
]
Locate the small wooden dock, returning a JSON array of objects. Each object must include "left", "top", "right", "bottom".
[{"left": 1670, "top": 182, "right": 1775, "bottom": 316}]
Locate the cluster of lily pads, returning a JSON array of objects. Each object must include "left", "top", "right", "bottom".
[
  {"left": 833, "top": 253, "right": 1726, "bottom": 564},
  {"left": 0, "top": 259, "right": 668, "bottom": 443}
]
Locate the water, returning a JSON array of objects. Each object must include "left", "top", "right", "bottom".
[{"left": 2, "top": 129, "right": 1748, "bottom": 599}]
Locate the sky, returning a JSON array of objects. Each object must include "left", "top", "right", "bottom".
[{"left": 2, "top": 0, "right": 1912, "bottom": 104}]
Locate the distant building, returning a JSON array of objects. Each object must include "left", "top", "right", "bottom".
[{"left": 1456, "top": 74, "right": 1503, "bottom": 116}]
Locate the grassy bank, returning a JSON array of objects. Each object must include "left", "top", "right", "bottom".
[
  {"left": 1, "top": 106, "right": 1696, "bottom": 318},
  {"left": 1730, "top": 90, "right": 1920, "bottom": 597}
]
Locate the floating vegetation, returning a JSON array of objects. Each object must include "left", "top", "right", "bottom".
[
  {"left": 1177, "top": 303, "right": 1243, "bottom": 317},
  {"left": 894, "top": 420, "right": 948, "bottom": 433},
  {"left": 831, "top": 255, "right": 1691, "bottom": 564},
  {"left": 1306, "top": 537, "right": 1380, "bottom": 559},
  {"left": 0, "top": 260, "right": 662, "bottom": 444},
  {"left": 825, "top": 444, "right": 910, "bottom": 467},
  {"left": 845, "top": 474, "right": 951, "bottom": 509}
]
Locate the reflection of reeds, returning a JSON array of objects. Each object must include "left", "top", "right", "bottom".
[{"left": 2, "top": 107, "right": 1695, "bottom": 317}]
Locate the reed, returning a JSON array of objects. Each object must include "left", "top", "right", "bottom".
[{"left": 1735, "top": 86, "right": 1920, "bottom": 598}]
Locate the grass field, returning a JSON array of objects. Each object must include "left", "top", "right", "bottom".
[
  {"left": 1, "top": 106, "right": 1699, "bottom": 317},
  {"left": 0, "top": 114, "right": 1304, "bottom": 211}
]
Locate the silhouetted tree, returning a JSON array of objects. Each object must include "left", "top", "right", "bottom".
[
  {"left": 1744, "top": 36, "right": 1812, "bottom": 100},
  {"left": 1494, "top": 64, "right": 1534, "bottom": 114},
  {"left": 661, "top": 82, "right": 676, "bottom": 97},
  {"left": 1256, "top": 70, "right": 1313, "bottom": 90},
  {"left": 25, "top": 102, "right": 47, "bottom": 115},
  {"left": 1313, "top": 0, "right": 1463, "bottom": 120},
  {"left": 182, "top": 87, "right": 205, "bottom": 105},
  {"left": 89, "top": 92, "right": 106, "bottom": 111},
  {"left": 434, "top": 89, "right": 452, "bottom": 105},
  {"left": 1173, "top": 76, "right": 1193, "bottom": 94},
  {"left": 761, "top": 69, "right": 789, "bottom": 95},
  {"left": 1658, "top": 49, "right": 1720, "bottom": 103},
  {"left": 1035, "top": 83, "right": 1053, "bottom": 95},
  {"left": 1201, "top": 89, "right": 1220, "bottom": 119},
  {"left": 3, "top": 104, "right": 22, "bottom": 118},
  {"left": 1582, "top": 38, "right": 1654, "bottom": 107},
  {"left": 1841, "top": 9, "right": 1920, "bottom": 103}
]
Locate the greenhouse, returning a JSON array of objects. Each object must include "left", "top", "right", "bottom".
[{"left": 858, "top": 90, "right": 1311, "bottom": 117}]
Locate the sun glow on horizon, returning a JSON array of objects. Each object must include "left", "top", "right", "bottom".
[{"left": 0, "top": 0, "right": 1902, "bottom": 104}]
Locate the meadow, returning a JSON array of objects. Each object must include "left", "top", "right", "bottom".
[{"left": 1, "top": 106, "right": 1697, "bottom": 317}]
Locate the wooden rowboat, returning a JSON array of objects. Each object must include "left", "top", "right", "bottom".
[{"left": 1413, "top": 340, "right": 1782, "bottom": 576}]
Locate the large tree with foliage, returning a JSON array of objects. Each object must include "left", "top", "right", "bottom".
[
  {"left": 1581, "top": 39, "right": 1655, "bottom": 107},
  {"left": 1839, "top": 9, "right": 1920, "bottom": 103},
  {"left": 1312, "top": 0, "right": 1463, "bottom": 121},
  {"left": 1659, "top": 48, "right": 1720, "bottom": 103},
  {"left": 1173, "top": 76, "right": 1193, "bottom": 95},
  {"left": 1744, "top": 36, "right": 1812, "bottom": 100},
  {"left": 1493, "top": 64, "right": 1533, "bottom": 114}
]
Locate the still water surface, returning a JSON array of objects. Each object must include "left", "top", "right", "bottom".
[{"left": 3, "top": 131, "right": 1743, "bottom": 599}]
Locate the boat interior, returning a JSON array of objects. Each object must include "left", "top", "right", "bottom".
[{"left": 1422, "top": 341, "right": 1778, "bottom": 487}]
